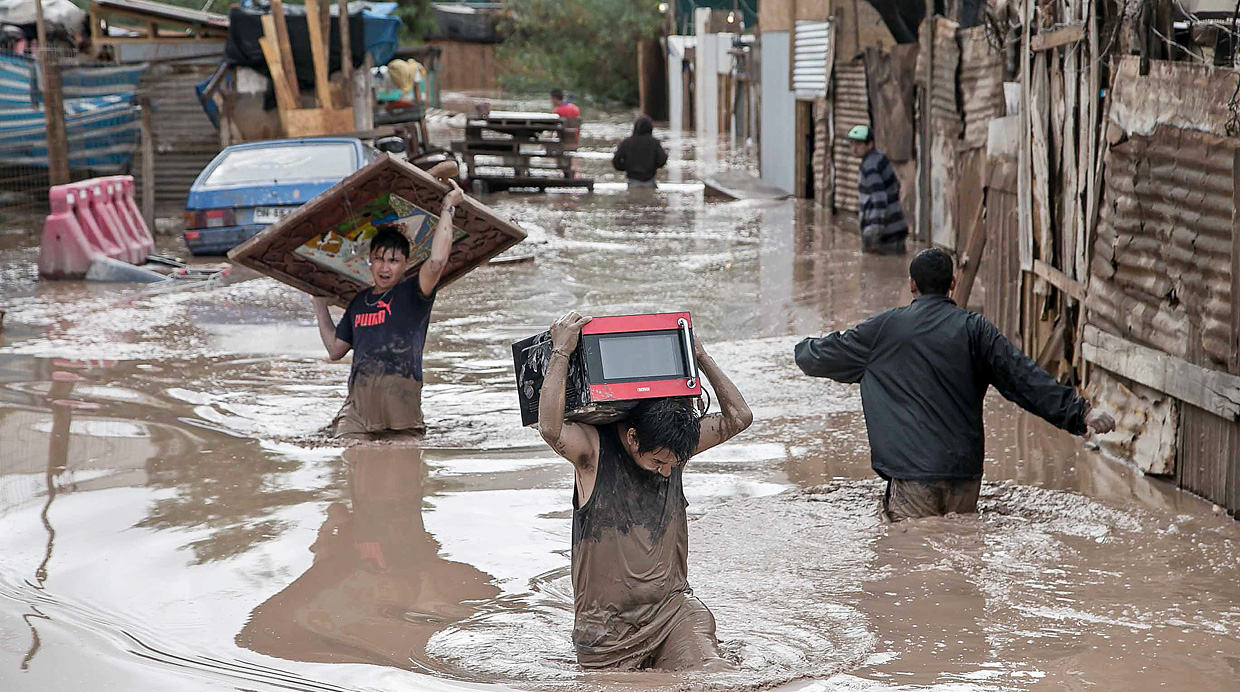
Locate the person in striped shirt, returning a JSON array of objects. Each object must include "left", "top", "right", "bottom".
[{"left": 849, "top": 125, "right": 909, "bottom": 255}]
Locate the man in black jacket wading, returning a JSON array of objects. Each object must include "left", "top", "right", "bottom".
[
  {"left": 793, "top": 248, "right": 1116, "bottom": 522},
  {"left": 613, "top": 114, "right": 668, "bottom": 189}
]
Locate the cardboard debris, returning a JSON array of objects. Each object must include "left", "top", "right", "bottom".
[{"left": 228, "top": 155, "right": 526, "bottom": 307}]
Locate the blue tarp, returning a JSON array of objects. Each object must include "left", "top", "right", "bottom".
[
  {"left": 362, "top": 3, "right": 401, "bottom": 66},
  {"left": 0, "top": 53, "right": 142, "bottom": 172}
]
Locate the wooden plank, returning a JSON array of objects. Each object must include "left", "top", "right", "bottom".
[
  {"left": 1061, "top": 43, "right": 1080, "bottom": 282},
  {"left": 1031, "top": 22, "right": 1085, "bottom": 51},
  {"left": 1082, "top": 325, "right": 1240, "bottom": 421},
  {"left": 269, "top": 0, "right": 301, "bottom": 104},
  {"left": 1032, "top": 259, "right": 1086, "bottom": 301},
  {"left": 337, "top": 0, "right": 353, "bottom": 106},
  {"left": 281, "top": 107, "right": 356, "bottom": 137},
  {"left": 953, "top": 191, "right": 988, "bottom": 308},
  {"left": 258, "top": 20, "right": 298, "bottom": 113},
  {"left": 1036, "top": 316, "right": 1066, "bottom": 369},
  {"left": 1018, "top": 0, "right": 1033, "bottom": 274},
  {"left": 304, "top": 0, "right": 332, "bottom": 108},
  {"left": 1030, "top": 52, "right": 1052, "bottom": 283}
]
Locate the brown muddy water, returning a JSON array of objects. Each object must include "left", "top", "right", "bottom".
[{"left": 1, "top": 101, "right": 1238, "bottom": 692}]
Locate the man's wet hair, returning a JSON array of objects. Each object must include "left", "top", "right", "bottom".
[
  {"left": 630, "top": 397, "right": 701, "bottom": 464},
  {"left": 909, "top": 247, "right": 954, "bottom": 295},
  {"left": 550, "top": 88, "right": 564, "bottom": 101},
  {"left": 369, "top": 225, "right": 410, "bottom": 260}
]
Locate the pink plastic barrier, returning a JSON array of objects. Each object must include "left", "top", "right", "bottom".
[
  {"left": 98, "top": 179, "right": 138, "bottom": 261},
  {"left": 39, "top": 176, "right": 155, "bottom": 279},
  {"left": 38, "top": 186, "right": 102, "bottom": 279},
  {"left": 68, "top": 181, "right": 122, "bottom": 261},
  {"left": 85, "top": 181, "right": 141, "bottom": 265},
  {"left": 107, "top": 176, "right": 154, "bottom": 258}
]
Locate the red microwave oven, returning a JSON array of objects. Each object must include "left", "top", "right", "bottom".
[{"left": 512, "top": 312, "right": 700, "bottom": 427}]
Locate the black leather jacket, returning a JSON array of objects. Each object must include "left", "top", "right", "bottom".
[{"left": 795, "top": 294, "right": 1088, "bottom": 480}]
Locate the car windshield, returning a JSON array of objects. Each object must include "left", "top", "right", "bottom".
[{"left": 202, "top": 142, "right": 357, "bottom": 186}]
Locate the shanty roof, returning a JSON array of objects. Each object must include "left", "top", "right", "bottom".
[{"left": 92, "top": 0, "right": 230, "bottom": 29}]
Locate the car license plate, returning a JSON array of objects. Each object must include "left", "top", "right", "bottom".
[{"left": 253, "top": 206, "right": 295, "bottom": 224}]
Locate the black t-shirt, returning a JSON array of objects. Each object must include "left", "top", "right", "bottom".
[{"left": 336, "top": 277, "right": 435, "bottom": 384}]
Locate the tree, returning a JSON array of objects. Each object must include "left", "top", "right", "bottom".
[
  {"left": 498, "top": 0, "right": 663, "bottom": 105},
  {"left": 393, "top": 0, "right": 438, "bottom": 43}
]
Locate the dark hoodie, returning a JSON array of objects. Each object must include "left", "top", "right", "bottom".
[{"left": 612, "top": 115, "right": 668, "bottom": 183}]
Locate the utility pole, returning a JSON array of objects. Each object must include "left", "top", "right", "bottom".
[{"left": 34, "top": 0, "right": 70, "bottom": 187}]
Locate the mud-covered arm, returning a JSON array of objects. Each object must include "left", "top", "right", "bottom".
[
  {"left": 794, "top": 314, "right": 883, "bottom": 384},
  {"left": 313, "top": 296, "right": 351, "bottom": 361},
  {"left": 419, "top": 180, "right": 465, "bottom": 296},
  {"left": 972, "top": 314, "right": 1089, "bottom": 434},
  {"left": 537, "top": 312, "right": 599, "bottom": 470},
  {"left": 694, "top": 341, "right": 753, "bottom": 455}
]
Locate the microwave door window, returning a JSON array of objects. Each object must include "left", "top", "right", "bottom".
[{"left": 597, "top": 332, "right": 686, "bottom": 382}]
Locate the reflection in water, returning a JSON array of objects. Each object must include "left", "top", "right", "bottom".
[
  {"left": 0, "top": 101, "right": 1239, "bottom": 692},
  {"left": 237, "top": 443, "right": 500, "bottom": 673}
]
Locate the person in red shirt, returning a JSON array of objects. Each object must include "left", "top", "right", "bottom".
[
  {"left": 551, "top": 88, "right": 582, "bottom": 173},
  {"left": 550, "top": 88, "right": 580, "bottom": 119}
]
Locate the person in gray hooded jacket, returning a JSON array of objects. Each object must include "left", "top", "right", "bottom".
[{"left": 794, "top": 248, "right": 1116, "bottom": 521}]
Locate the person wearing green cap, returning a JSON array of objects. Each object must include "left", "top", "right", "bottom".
[{"left": 848, "top": 125, "right": 909, "bottom": 254}]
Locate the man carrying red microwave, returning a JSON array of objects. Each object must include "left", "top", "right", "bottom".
[{"left": 536, "top": 310, "right": 753, "bottom": 671}]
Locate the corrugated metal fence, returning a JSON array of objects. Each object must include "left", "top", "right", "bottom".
[
  {"left": 832, "top": 59, "right": 868, "bottom": 213},
  {"left": 133, "top": 63, "right": 221, "bottom": 207}
]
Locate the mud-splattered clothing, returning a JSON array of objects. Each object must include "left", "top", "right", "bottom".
[
  {"left": 882, "top": 477, "right": 982, "bottom": 522},
  {"left": 571, "top": 424, "right": 722, "bottom": 670},
  {"left": 794, "top": 293, "right": 1089, "bottom": 481},
  {"left": 332, "top": 278, "right": 434, "bottom": 437}
]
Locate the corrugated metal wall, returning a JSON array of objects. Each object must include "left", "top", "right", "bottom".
[
  {"left": 1089, "top": 122, "right": 1239, "bottom": 510},
  {"left": 979, "top": 161, "right": 1022, "bottom": 343},
  {"left": 133, "top": 63, "right": 221, "bottom": 206},
  {"left": 832, "top": 59, "right": 868, "bottom": 213},
  {"left": 919, "top": 16, "right": 962, "bottom": 250},
  {"left": 1089, "top": 125, "right": 1234, "bottom": 370},
  {"left": 813, "top": 98, "right": 831, "bottom": 206},
  {"left": 958, "top": 27, "right": 1004, "bottom": 151}
]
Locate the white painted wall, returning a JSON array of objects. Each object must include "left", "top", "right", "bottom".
[
  {"left": 760, "top": 31, "right": 796, "bottom": 195},
  {"left": 667, "top": 36, "right": 693, "bottom": 132}
]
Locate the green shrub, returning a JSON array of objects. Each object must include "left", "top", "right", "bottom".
[{"left": 498, "top": 0, "right": 662, "bottom": 105}]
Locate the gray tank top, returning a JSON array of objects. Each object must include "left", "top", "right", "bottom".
[{"left": 570, "top": 424, "right": 690, "bottom": 667}]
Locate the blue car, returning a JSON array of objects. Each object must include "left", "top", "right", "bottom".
[{"left": 183, "top": 137, "right": 383, "bottom": 255}]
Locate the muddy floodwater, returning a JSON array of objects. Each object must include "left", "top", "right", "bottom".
[{"left": 2, "top": 101, "right": 1238, "bottom": 692}]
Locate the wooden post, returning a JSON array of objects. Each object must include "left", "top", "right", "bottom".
[
  {"left": 35, "top": 0, "right": 70, "bottom": 187},
  {"left": 269, "top": 0, "right": 301, "bottom": 104},
  {"left": 1018, "top": 0, "right": 1034, "bottom": 352},
  {"left": 337, "top": 0, "right": 353, "bottom": 105},
  {"left": 919, "top": 13, "right": 934, "bottom": 243},
  {"left": 139, "top": 96, "right": 155, "bottom": 230},
  {"left": 304, "top": 0, "right": 333, "bottom": 108},
  {"left": 260, "top": 15, "right": 298, "bottom": 113}
]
